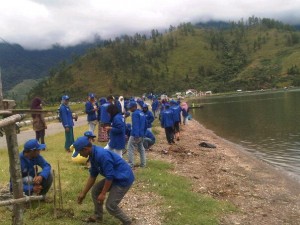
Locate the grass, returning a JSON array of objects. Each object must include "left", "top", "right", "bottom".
[
  {"left": 0, "top": 122, "right": 235, "bottom": 225},
  {"left": 136, "top": 160, "right": 235, "bottom": 225}
]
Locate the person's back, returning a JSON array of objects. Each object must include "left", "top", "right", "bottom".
[
  {"left": 100, "top": 102, "right": 111, "bottom": 124},
  {"left": 131, "top": 109, "right": 146, "bottom": 138},
  {"left": 170, "top": 104, "right": 182, "bottom": 123},
  {"left": 161, "top": 108, "right": 175, "bottom": 128},
  {"left": 90, "top": 145, "right": 134, "bottom": 186}
]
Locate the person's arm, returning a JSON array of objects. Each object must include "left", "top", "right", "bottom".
[
  {"left": 78, "top": 176, "right": 97, "bottom": 204},
  {"left": 148, "top": 111, "right": 154, "bottom": 124},
  {"left": 34, "top": 156, "right": 51, "bottom": 185},
  {"left": 60, "top": 106, "right": 69, "bottom": 128},
  {"left": 97, "top": 179, "right": 112, "bottom": 203},
  {"left": 110, "top": 116, "right": 124, "bottom": 134}
]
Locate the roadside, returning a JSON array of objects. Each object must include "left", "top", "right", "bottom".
[
  {"left": 149, "top": 119, "right": 300, "bottom": 225},
  {"left": 0, "top": 116, "right": 87, "bottom": 150}
]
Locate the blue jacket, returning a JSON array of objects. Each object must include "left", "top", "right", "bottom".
[
  {"left": 89, "top": 146, "right": 134, "bottom": 187},
  {"left": 85, "top": 101, "right": 98, "bottom": 121},
  {"left": 151, "top": 99, "right": 159, "bottom": 111},
  {"left": 144, "top": 110, "right": 154, "bottom": 128},
  {"left": 99, "top": 102, "right": 111, "bottom": 123},
  {"left": 109, "top": 113, "right": 126, "bottom": 150},
  {"left": 145, "top": 130, "right": 156, "bottom": 142},
  {"left": 161, "top": 109, "right": 175, "bottom": 128},
  {"left": 171, "top": 105, "right": 182, "bottom": 123},
  {"left": 59, "top": 104, "right": 74, "bottom": 128},
  {"left": 18, "top": 152, "right": 51, "bottom": 195},
  {"left": 131, "top": 109, "right": 146, "bottom": 137}
]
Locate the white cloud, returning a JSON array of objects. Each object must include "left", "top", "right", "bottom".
[{"left": 0, "top": 0, "right": 299, "bottom": 49}]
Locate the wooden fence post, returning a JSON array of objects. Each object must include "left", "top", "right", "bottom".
[{"left": 4, "top": 123, "right": 23, "bottom": 225}]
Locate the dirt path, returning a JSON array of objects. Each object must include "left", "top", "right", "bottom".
[
  {"left": 147, "top": 119, "right": 300, "bottom": 225},
  {"left": 0, "top": 116, "right": 87, "bottom": 150}
]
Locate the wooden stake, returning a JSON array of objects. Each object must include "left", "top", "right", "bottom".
[
  {"left": 34, "top": 165, "right": 40, "bottom": 207},
  {"left": 57, "top": 161, "right": 63, "bottom": 210},
  {"left": 52, "top": 169, "right": 57, "bottom": 218},
  {"left": 27, "top": 173, "right": 32, "bottom": 210},
  {"left": 0, "top": 196, "right": 43, "bottom": 207},
  {"left": 4, "top": 122, "right": 24, "bottom": 225}
]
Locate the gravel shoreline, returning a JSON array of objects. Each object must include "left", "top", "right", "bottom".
[{"left": 146, "top": 119, "right": 300, "bottom": 225}]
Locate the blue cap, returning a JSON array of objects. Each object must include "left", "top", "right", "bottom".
[
  {"left": 89, "top": 93, "right": 95, "bottom": 98},
  {"left": 128, "top": 101, "right": 137, "bottom": 109},
  {"left": 62, "top": 95, "right": 70, "bottom": 100},
  {"left": 99, "top": 97, "right": 107, "bottom": 105},
  {"left": 170, "top": 100, "right": 177, "bottom": 104},
  {"left": 165, "top": 103, "right": 170, "bottom": 107},
  {"left": 142, "top": 103, "right": 148, "bottom": 108},
  {"left": 72, "top": 136, "right": 90, "bottom": 157},
  {"left": 84, "top": 131, "right": 96, "bottom": 138},
  {"left": 24, "top": 139, "right": 46, "bottom": 151}
]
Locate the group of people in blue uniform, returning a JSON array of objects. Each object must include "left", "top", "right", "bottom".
[{"left": 12, "top": 93, "right": 188, "bottom": 225}]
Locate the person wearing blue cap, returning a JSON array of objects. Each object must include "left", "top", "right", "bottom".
[
  {"left": 151, "top": 98, "right": 159, "bottom": 118},
  {"left": 127, "top": 101, "right": 147, "bottom": 168},
  {"left": 170, "top": 100, "right": 182, "bottom": 141},
  {"left": 142, "top": 103, "right": 154, "bottom": 132},
  {"left": 84, "top": 130, "right": 96, "bottom": 141},
  {"left": 11, "top": 139, "right": 52, "bottom": 196},
  {"left": 59, "top": 95, "right": 75, "bottom": 152},
  {"left": 74, "top": 136, "right": 134, "bottom": 225},
  {"left": 161, "top": 103, "right": 175, "bottom": 144},
  {"left": 85, "top": 93, "right": 98, "bottom": 133}
]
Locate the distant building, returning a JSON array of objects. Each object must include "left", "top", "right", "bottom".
[{"left": 185, "top": 89, "right": 198, "bottom": 96}]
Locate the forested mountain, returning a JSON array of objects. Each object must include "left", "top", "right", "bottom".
[
  {"left": 27, "top": 17, "right": 300, "bottom": 103},
  {"left": 0, "top": 41, "right": 101, "bottom": 93}
]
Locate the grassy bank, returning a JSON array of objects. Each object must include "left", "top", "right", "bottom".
[{"left": 0, "top": 122, "right": 234, "bottom": 225}]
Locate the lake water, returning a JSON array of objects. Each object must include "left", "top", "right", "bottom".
[{"left": 190, "top": 89, "right": 300, "bottom": 179}]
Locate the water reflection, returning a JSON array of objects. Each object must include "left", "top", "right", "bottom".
[{"left": 191, "top": 90, "right": 300, "bottom": 178}]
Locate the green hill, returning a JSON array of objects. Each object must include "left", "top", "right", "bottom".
[
  {"left": 7, "top": 79, "right": 40, "bottom": 102},
  {"left": 28, "top": 17, "right": 300, "bottom": 103}
]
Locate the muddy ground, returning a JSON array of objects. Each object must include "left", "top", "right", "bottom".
[{"left": 125, "top": 119, "right": 300, "bottom": 225}]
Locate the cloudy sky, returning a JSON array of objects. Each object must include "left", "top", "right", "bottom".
[{"left": 0, "top": 0, "right": 299, "bottom": 49}]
